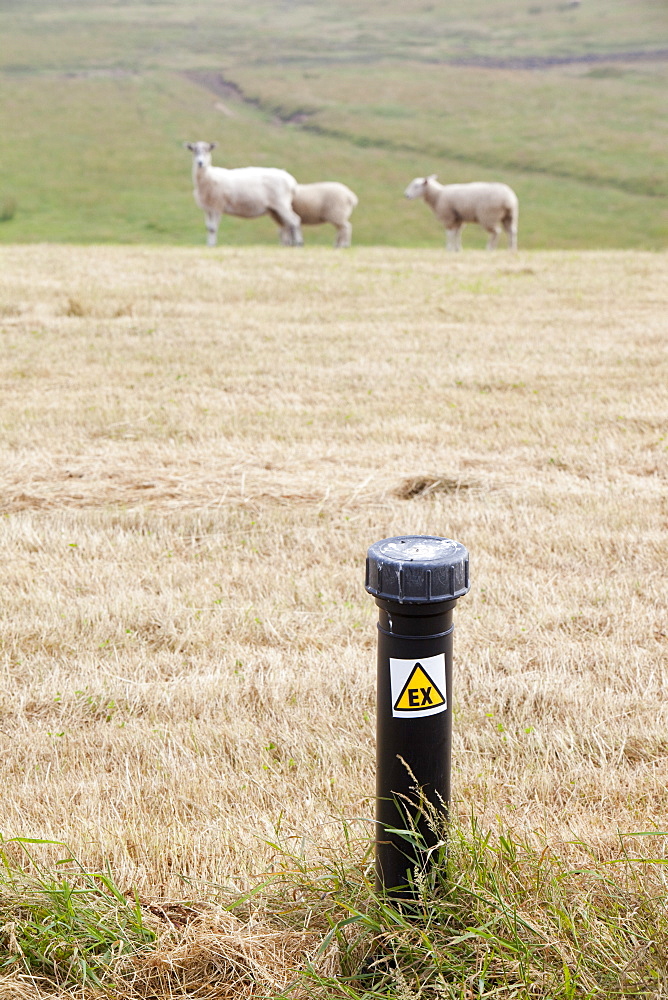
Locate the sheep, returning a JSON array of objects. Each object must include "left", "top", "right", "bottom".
[
  {"left": 279, "top": 181, "right": 359, "bottom": 247},
  {"left": 404, "top": 175, "right": 519, "bottom": 251},
  {"left": 185, "top": 141, "right": 303, "bottom": 246}
]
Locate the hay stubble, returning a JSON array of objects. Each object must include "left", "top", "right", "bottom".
[{"left": 0, "top": 245, "right": 666, "bottom": 907}]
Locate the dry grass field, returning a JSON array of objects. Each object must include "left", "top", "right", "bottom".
[{"left": 0, "top": 245, "right": 667, "bottom": 997}]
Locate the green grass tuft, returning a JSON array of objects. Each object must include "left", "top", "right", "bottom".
[
  {"left": 1, "top": 823, "right": 667, "bottom": 996},
  {"left": 249, "top": 819, "right": 668, "bottom": 999},
  {"left": 0, "top": 835, "right": 157, "bottom": 989}
]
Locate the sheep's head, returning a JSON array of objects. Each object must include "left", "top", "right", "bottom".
[
  {"left": 185, "top": 141, "right": 217, "bottom": 169},
  {"left": 404, "top": 176, "right": 435, "bottom": 199}
]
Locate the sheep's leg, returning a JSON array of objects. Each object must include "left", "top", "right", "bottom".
[
  {"left": 334, "top": 222, "right": 352, "bottom": 248},
  {"left": 278, "top": 220, "right": 303, "bottom": 246},
  {"left": 204, "top": 211, "right": 220, "bottom": 247},
  {"left": 267, "top": 209, "right": 290, "bottom": 245},
  {"left": 446, "top": 226, "right": 463, "bottom": 251},
  {"left": 287, "top": 223, "right": 304, "bottom": 246},
  {"left": 503, "top": 219, "right": 518, "bottom": 251},
  {"left": 286, "top": 218, "right": 304, "bottom": 247},
  {"left": 486, "top": 227, "right": 500, "bottom": 251},
  {"left": 279, "top": 223, "right": 302, "bottom": 246},
  {"left": 273, "top": 205, "right": 303, "bottom": 246}
]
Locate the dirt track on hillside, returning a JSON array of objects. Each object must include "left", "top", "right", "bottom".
[
  {"left": 449, "top": 48, "right": 668, "bottom": 69},
  {"left": 187, "top": 49, "right": 668, "bottom": 105}
]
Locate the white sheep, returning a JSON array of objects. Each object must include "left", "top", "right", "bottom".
[
  {"left": 405, "top": 175, "right": 519, "bottom": 251},
  {"left": 185, "top": 141, "right": 303, "bottom": 246},
  {"left": 279, "top": 182, "right": 359, "bottom": 247}
]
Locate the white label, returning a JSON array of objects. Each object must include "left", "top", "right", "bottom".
[{"left": 390, "top": 653, "right": 447, "bottom": 719}]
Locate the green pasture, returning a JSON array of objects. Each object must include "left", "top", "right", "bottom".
[
  {"left": 236, "top": 61, "right": 667, "bottom": 198},
  {"left": 0, "top": 0, "right": 666, "bottom": 248},
  {"left": 2, "top": 0, "right": 666, "bottom": 70}
]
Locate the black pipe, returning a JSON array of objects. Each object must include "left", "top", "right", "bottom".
[{"left": 365, "top": 536, "right": 470, "bottom": 895}]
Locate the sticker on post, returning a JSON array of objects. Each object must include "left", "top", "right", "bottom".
[{"left": 390, "top": 654, "right": 447, "bottom": 719}]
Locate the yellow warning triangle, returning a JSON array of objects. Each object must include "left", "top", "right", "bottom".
[{"left": 394, "top": 663, "right": 446, "bottom": 712}]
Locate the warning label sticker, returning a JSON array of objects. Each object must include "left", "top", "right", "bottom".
[{"left": 390, "top": 654, "right": 447, "bottom": 719}]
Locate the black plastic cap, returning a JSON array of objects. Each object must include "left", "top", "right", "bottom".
[{"left": 365, "top": 535, "right": 470, "bottom": 605}]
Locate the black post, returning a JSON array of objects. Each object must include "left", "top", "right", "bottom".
[{"left": 365, "top": 536, "right": 470, "bottom": 895}]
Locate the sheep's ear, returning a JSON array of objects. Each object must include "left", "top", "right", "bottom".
[
  {"left": 184, "top": 142, "right": 195, "bottom": 151},
  {"left": 208, "top": 142, "right": 218, "bottom": 151}
]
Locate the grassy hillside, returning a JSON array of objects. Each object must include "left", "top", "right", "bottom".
[{"left": 0, "top": 0, "right": 666, "bottom": 247}]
